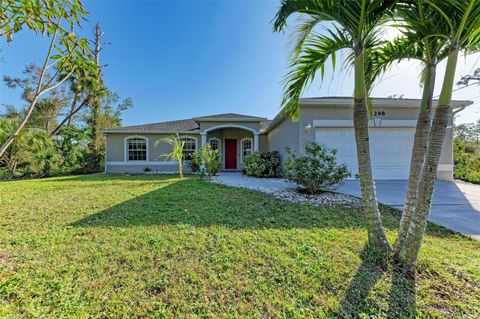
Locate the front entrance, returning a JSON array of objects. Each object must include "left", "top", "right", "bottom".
[{"left": 225, "top": 139, "right": 237, "bottom": 169}]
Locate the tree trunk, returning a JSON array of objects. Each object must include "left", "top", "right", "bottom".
[
  {"left": 397, "top": 50, "right": 459, "bottom": 269},
  {"left": 353, "top": 51, "right": 391, "bottom": 253},
  {"left": 89, "top": 23, "right": 104, "bottom": 154},
  {"left": 90, "top": 98, "right": 101, "bottom": 152},
  {"left": 67, "top": 93, "right": 79, "bottom": 127},
  {"left": 394, "top": 65, "right": 436, "bottom": 252},
  {"left": 0, "top": 28, "right": 60, "bottom": 158},
  {"left": 51, "top": 99, "right": 88, "bottom": 136}
]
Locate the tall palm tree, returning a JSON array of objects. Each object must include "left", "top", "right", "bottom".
[
  {"left": 397, "top": 0, "right": 480, "bottom": 268},
  {"left": 371, "top": 2, "right": 452, "bottom": 253},
  {"left": 273, "top": 0, "right": 397, "bottom": 253}
]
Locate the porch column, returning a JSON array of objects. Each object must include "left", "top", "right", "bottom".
[
  {"left": 201, "top": 132, "right": 207, "bottom": 146},
  {"left": 254, "top": 133, "right": 259, "bottom": 152}
]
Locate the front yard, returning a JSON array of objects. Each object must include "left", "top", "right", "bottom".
[{"left": 0, "top": 174, "right": 479, "bottom": 318}]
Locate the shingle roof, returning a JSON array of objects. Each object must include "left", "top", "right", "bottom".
[
  {"left": 259, "top": 120, "right": 271, "bottom": 131},
  {"left": 102, "top": 119, "right": 199, "bottom": 133},
  {"left": 103, "top": 113, "right": 270, "bottom": 133}
]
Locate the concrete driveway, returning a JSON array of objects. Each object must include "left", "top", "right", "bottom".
[{"left": 338, "top": 180, "right": 480, "bottom": 240}]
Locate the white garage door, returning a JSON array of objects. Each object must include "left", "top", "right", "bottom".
[{"left": 315, "top": 127, "right": 415, "bottom": 180}]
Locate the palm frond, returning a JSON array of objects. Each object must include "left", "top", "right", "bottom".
[{"left": 281, "top": 31, "right": 352, "bottom": 120}]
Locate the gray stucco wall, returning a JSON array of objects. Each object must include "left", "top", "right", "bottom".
[
  {"left": 266, "top": 104, "right": 454, "bottom": 181},
  {"left": 265, "top": 118, "right": 299, "bottom": 164},
  {"left": 105, "top": 128, "right": 257, "bottom": 173},
  {"left": 104, "top": 102, "right": 456, "bottom": 180},
  {"left": 105, "top": 133, "right": 199, "bottom": 174}
]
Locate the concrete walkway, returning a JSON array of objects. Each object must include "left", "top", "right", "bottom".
[{"left": 216, "top": 173, "right": 480, "bottom": 240}]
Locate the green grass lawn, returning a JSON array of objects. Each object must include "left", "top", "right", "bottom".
[{"left": 1, "top": 174, "right": 479, "bottom": 318}]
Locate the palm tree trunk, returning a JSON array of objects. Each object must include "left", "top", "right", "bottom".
[
  {"left": 354, "top": 51, "right": 391, "bottom": 253},
  {"left": 179, "top": 160, "right": 183, "bottom": 179},
  {"left": 394, "top": 64, "right": 436, "bottom": 252},
  {"left": 397, "top": 49, "right": 458, "bottom": 268}
]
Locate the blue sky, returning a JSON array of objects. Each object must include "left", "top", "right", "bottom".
[{"left": 1, "top": 0, "right": 479, "bottom": 126}]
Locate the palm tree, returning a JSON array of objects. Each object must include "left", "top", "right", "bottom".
[
  {"left": 370, "top": 2, "right": 452, "bottom": 253},
  {"left": 161, "top": 134, "right": 185, "bottom": 178},
  {"left": 397, "top": 0, "right": 480, "bottom": 268},
  {"left": 273, "top": 0, "right": 396, "bottom": 253}
]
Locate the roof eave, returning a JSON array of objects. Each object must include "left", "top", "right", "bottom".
[
  {"left": 101, "top": 130, "right": 201, "bottom": 134},
  {"left": 263, "top": 98, "right": 474, "bottom": 133},
  {"left": 299, "top": 98, "right": 473, "bottom": 108},
  {"left": 192, "top": 117, "right": 267, "bottom": 122}
]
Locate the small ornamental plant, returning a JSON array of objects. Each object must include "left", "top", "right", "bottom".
[
  {"left": 284, "top": 143, "right": 350, "bottom": 194},
  {"left": 191, "top": 144, "right": 221, "bottom": 180}
]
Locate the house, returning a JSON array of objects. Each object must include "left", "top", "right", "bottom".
[{"left": 102, "top": 97, "right": 473, "bottom": 180}]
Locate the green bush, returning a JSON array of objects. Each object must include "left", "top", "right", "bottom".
[
  {"left": 191, "top": 144, "right": 221, "bottom": 179},
  {"left": 284, "top": 143, "right": 351, "bottom": 194},
  {"left": 454, "top": 140, "right": 480, "bottom": 184},
  {"left": 243, "top": 151, "right": 281, "bottom": 178},
  {"left": 189, "top": 151, "right": 202, "bottom": 173}
]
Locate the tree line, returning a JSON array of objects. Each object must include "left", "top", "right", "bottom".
[
  {"left": 0, "top": 0, "right": 131, "bottom": 179},
  {"left": 273, "top": 0, "right": 480, "bottom": 273}
]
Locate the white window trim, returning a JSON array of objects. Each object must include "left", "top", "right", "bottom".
[
  {"left": 178, "top": 135, "right": 198, "bottom": 148},
  {"left": 178, "top": 135, "right": 198, "bottom": 160},
  {"left": 240, "top": 137, "right": 253, "bottom": 163},
  {"left": 208, "top": 137, "right": 221, "bottom": 152},
  {"left": 124, "top": 136, "right": 149, "bottom": 162},
  {"left": 203, "top": 124, "right": 259, "bottom": 134}
]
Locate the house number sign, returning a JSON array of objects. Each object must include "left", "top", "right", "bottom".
[{"left": 374, "top": 111, "right": 386, "bottom": 117}]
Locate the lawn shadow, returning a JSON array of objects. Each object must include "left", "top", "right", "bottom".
[
  {"left": 386, "top": 264, "right": 417, "bottom": 318},
  {"left": 69, "top": 175, "right": 464, "bottom": 238},
  {"left": 70, "top": 177, "right": 376, "bottom": 230},
  {"left": 338, "top": 247, "right": 417, "bottom": 318}
]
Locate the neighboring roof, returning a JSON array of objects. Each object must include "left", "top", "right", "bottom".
[{"left": 193, "top": 113, "right": 267, "bottom": 122}]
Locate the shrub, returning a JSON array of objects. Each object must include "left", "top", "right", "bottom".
[
  {"left": 191, "top": 144, "right": 221, "bottom": 179},
  {"left": 189, "top": 151, "right": 202, "bottom": 173},
  {"left": 243, "top": 151, "right": 281, "bottom": 178},
  {"left": 284, "top": 143, "right": 350, "bottom": 194},
  {"left": 454, "top": 139, "right": 480, "bottom": 184}
]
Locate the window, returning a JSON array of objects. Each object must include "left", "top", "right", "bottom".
[
  {"left": 209, "top": 138, "right": 220, "bottom": 151},
  {"left": 241, "top": 138, "right": 252, "bottom": 162},
  {"left": 127, "top": 138, "right": 147, "bottom": 161},
  {"left": 180, "top": 137, "right": 196, "bottom": 160}
]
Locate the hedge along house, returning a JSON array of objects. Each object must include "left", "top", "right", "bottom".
[{"left": 102, "top": 97, "right": 473, "bottom": 180}]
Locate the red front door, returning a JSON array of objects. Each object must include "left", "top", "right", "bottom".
[{"left": 225, "top": 139, "right": 237, "bottom": 169}]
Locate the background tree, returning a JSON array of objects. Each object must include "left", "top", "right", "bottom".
[
  {"left": 273, "top": 0, "right": 397, "bottom": 253},
  {"left": 0, "top": 0, "right": 86, "bottom": 42},
  {"left": 4, "top": 64, "right": 71, "bottom": 134},
  {"left": 454, "top": 120, "right": 480, "bottom": 184},
  {"left": 0, "top": 118, "right": 52, "bottom": 178},
  {"left": 0, "top": 14, "right": 97, "bottom": 158}
]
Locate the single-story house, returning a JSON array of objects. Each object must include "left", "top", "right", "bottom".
[{"left": 102, "top": 96, "right": 472, "bottom": 180}]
